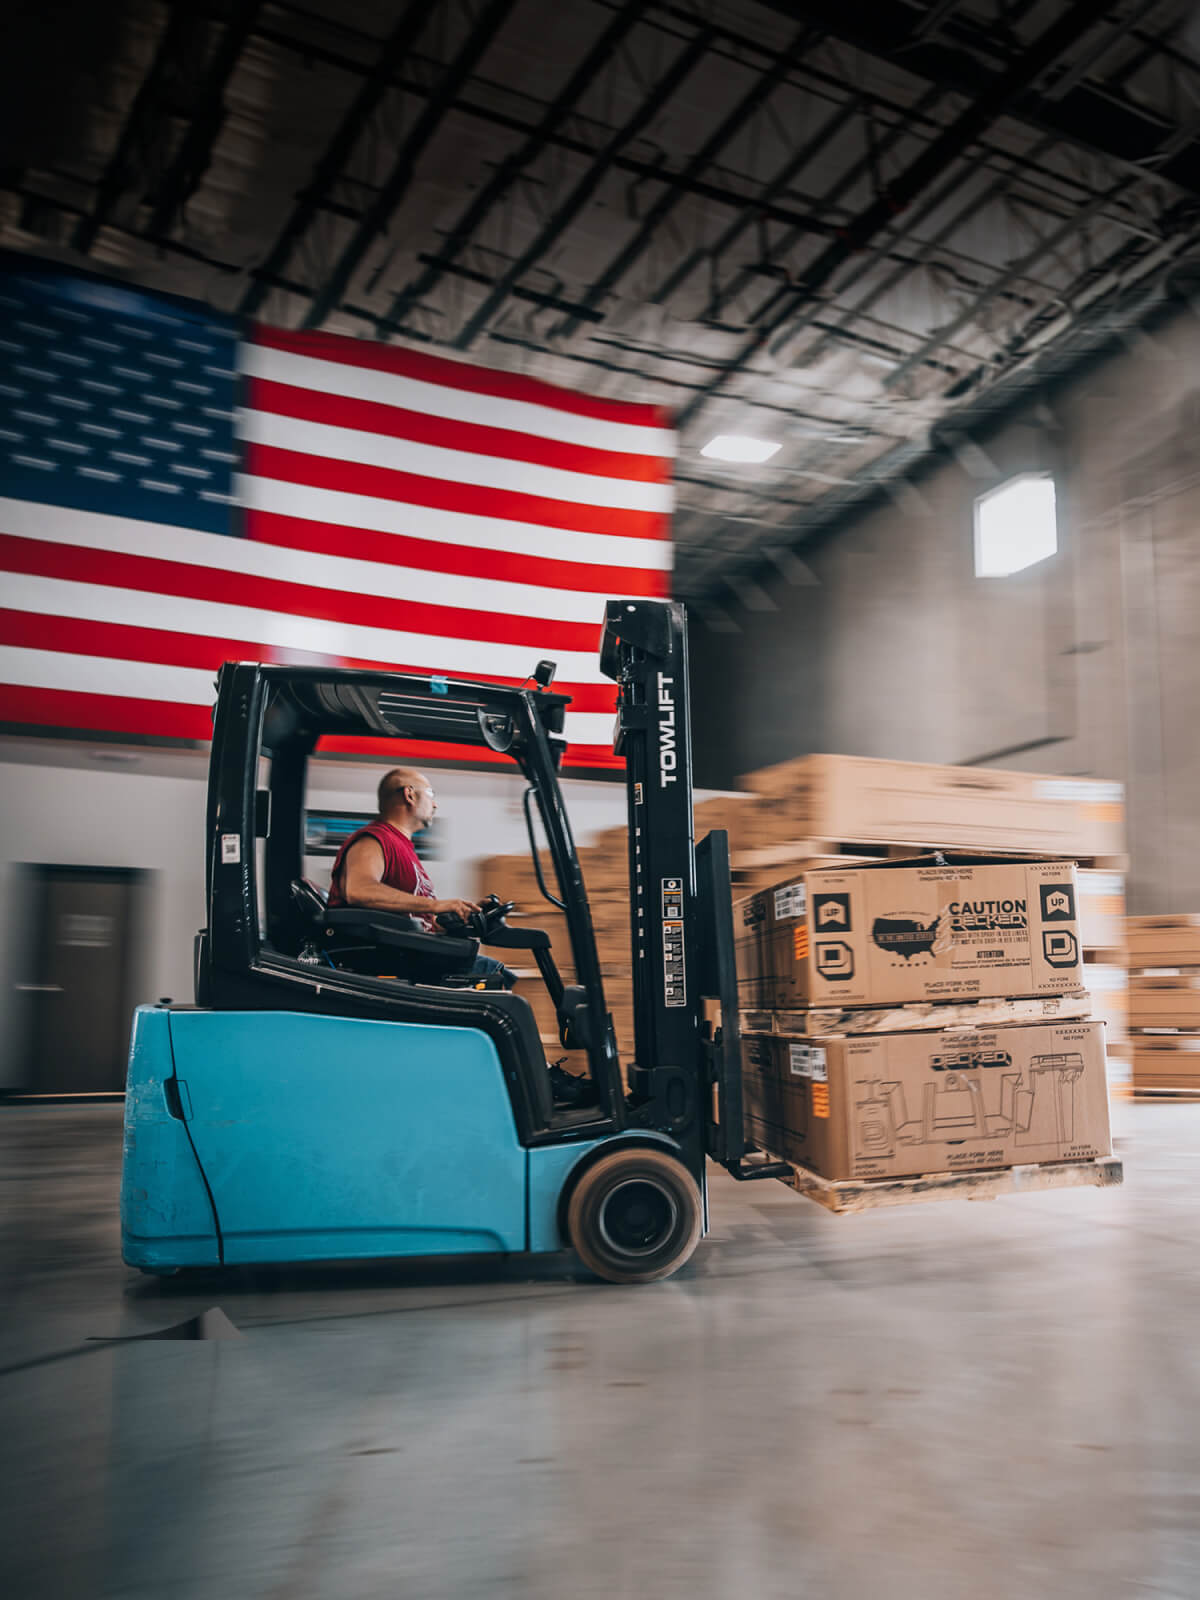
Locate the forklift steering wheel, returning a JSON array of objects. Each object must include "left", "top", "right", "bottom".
[
  {"left": 435, "top": 894, "right": 515, "bottom": 940},
  {"left": 476, "top": 895, "right": 515, "bottom": 938}
]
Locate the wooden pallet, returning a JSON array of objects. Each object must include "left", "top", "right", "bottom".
[
  {"left": 741, "top": 989, "right": 1092, "bottom": 1038},
  {"left": 785, "top": 1155, "right": 1123, "bottom": 1215},
  {"left": 731, "top": 839, "right": 1128, "bottom": 874}
]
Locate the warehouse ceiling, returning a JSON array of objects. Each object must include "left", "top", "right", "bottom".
[{"left": 4, "top": 0, "right": 1200, "bottom": 607}]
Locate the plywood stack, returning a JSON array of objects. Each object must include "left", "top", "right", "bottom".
[
  {"left": 1079, "top": 870, "right": 1130, "bottom": 1095},
  {"left": 1127, "top": 916, "right": 1200, "bottom": 1095},
  {"left": 734, "top": 754, "right": 1126, "bottom": 861}
]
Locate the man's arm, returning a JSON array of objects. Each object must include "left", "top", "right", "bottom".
[{"left": 340, "top": 838, "right": 478, "bottom": 922}]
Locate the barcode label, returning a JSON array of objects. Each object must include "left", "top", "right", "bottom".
[
  {"left": 774, "top": 883, "right": 807, "bottom": 921},
  {"left": 788, "top": 1043, "right": 827, "bottom": 1081}
]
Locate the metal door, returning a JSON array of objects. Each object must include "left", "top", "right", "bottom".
[{"left": 20, "top": 866, "right": 144, "bottom": 1094}]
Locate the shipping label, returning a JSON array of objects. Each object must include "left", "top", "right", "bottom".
[
  {"left": 774, "top": 883, "right": 807, "bottom": 921},
  {"left": 788, "top": 1043, "right": 828, "bottom": 1081}
]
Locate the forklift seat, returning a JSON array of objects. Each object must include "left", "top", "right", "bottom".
[{"left": 289, "top": 879, "right": 482, "bottom": 986}]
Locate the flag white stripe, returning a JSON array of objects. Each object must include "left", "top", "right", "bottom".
[
  {"left": 0, "top": 499, "right": 619, "bottom": 625},
  {"left": 240, "top": 407, "right": 674, "bottom": 516},
  {"left": 243, "top": 343, "right": 676, "bottom": 460},
  {"left": 0, "top": 571, "right": 610, "bottom": 684},
  {"left": 236, "top": 475, "right": 672, "bottom": 570},
  {"left": 0, "top": 645, "right": 615, "bottom": 746}
]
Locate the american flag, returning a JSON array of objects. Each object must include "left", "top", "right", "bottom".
[{"left": 0, "top": 258, "right": 674, "bottom": 769}]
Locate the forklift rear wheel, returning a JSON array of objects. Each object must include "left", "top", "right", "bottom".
[{"left": 566, "top": 1147, "right": 702, "bottom": 1285}]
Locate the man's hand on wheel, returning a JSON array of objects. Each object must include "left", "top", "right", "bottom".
[{"left": 432, "top": 897, "right": 479, "bottom": 922}]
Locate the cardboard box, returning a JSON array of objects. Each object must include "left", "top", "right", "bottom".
[
  {"left": 1129, "top": 975, "right": 1200, "bottom": 1029},
  {"left": 1127, "top": 915, "right": 1200, "bottom": 968},
  {"left": 741, "top": 1019, "right": 1111, "bottom": 1182},
  {"left": 1079, "top": 870, "right": 1125, "bottom": 950},
  {"left": 1132, "top": 1034, "right": 1200, "bottom": 1089},
  {"left": 736, "top": 856, "right": 1083, "bottom": 1010},
  {"left": 737, "top": 754, "right": 1125, "bottom": 858}
]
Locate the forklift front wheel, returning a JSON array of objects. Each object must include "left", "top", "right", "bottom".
[{"left": 566, "top": 1147, "right": 702, "bottom": 1285}]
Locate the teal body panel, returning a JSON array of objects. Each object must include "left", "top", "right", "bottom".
[
  {"left": 525, "top": 1132, "right": 688, "bottom": 1253},
  {"left": 526, "top": 1138, "right": 609, "bottom": 1253},
  {"left": 167, "top": 1010, "right": 527, "bottom": 1263},
  {"left": 120, "top": 1008, "right": 220, "bottom": 1269},
  {"left": 120, "top": 1007, "right": 698, "bottom": 1273}
]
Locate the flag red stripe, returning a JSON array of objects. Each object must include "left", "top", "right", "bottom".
[
  {"left": 0, "top": 684, "right": 211, "bottom": 741},
  {"left": 244, "top": 510, "right": 668, "bottom": 599},
  {"left": 0, "top": 608, "right": 621, "bottom": 714},
  {"left": 0, "top": 685, "right": 619, "bottom": 769},
  {"left": 252, "top": 323, "right": 673, "bottom": 433},
  {"left": 244, "top": 444, "right": 670, "bottom": 544},
  {"left": 0, "top": 535, "right": 608, "bottom": 657},
  {"left": 246, "top": 378, "right": 671, "bottom": 485}
]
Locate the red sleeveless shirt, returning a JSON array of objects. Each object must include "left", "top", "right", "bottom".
[{"left": 327, "top": 821, "right": 436, "bottom": 929}]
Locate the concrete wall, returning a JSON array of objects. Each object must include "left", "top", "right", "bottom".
[
  {"left": 0, "top": 742, "right": 634, "bottom": 1088},
  {"left": 690, "top": 302, "right": 1200, "bottom": 914}
]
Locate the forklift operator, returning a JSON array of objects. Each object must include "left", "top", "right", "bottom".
[{"left": 327, "top": 768, "right": 507, "bottom": 982}]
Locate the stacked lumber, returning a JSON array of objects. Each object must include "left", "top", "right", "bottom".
[
  {"left": 1127, "top": 916, "right": 1200, "bottom": 1095},
  {"left": 734, "top": 754, "right": 1125, "bottom": 862},
  {"left": 1079, "top": 870, "right": 1129, "bottom": 1091}
]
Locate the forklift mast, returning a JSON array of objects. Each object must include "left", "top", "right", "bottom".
[{"left": 601, "top": 599, "right": 747, "bottom": 1177}]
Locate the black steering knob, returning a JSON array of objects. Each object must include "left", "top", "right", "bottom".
[
  {"left": 475, "top": 894, "right": 514, "bottom": 937},
  {"left": 435, "top": 895, "right": 515, "bottom": 940}
]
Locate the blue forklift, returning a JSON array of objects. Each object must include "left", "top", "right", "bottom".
[{"left": 121, "top": 599, "right": 774, "bottom": 1284}]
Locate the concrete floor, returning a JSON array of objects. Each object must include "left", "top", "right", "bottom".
[{"left": 1, "top": 1101, "right": 1196, "bottom": 1600}]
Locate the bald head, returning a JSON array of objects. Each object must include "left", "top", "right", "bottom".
[
  {"left": 377, "top": 767, "right": 437, "bottom": 835},
  {"left": 378, "top": 767, "right": 427, "bottom": 816}
]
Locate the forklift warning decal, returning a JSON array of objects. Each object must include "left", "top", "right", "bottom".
[{"left": 661, "top": 878, "right": 686, "bottom": 1006}]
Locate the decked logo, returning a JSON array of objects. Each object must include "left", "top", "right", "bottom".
[
  {"left": 815, "top": 940, "right": 855, "bottom": 981},
  {"left": 1042, "top": 928, "right": 1079, "bottom": 968}
]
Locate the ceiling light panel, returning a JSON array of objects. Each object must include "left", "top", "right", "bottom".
[{"left": 700, "top": 435, "right": 782, "bottom": 463}]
